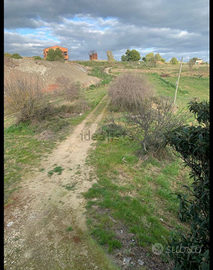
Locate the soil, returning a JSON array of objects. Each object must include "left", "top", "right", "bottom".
[{"left": 4, "top": 57, "right": 101, "bottom": 88}]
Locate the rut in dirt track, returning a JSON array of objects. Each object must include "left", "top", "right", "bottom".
[{"left": 4, "top": 95, "right": 118, "bottom": 270}]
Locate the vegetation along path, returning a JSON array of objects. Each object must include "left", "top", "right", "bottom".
[{"left": 4, "top": 95, "right": 119, "bottom": 270}]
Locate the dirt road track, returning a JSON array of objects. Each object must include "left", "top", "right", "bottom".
[{"left": 4, "top": 95, "right": 119, "bottom": 270}]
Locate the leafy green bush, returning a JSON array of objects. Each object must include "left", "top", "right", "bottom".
[
  {"left": 170, "top": 57, "right": 179, "bottom": 65},
  {"left": 33, "top": 56, "right": 43, "bottom": 60},
  {"left": 121, "top": 49, "right": 141, "bottom": 61},
  {"left": 4, "top": 53, "right": 11, "bottom": 57},
  {"left": 165, "top": 100, "right": 210, "bottom": 269},
  {"left": 11, "top": 53, "right": 22, "bottom": 59}
]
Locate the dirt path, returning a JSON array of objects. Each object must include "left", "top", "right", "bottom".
[{"left": 4, "top": 95, "right": 119, "bottom": 270}]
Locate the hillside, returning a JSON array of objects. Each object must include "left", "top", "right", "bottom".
[{"left": 4, "top": 57, "right": 100, "bottom": 89}]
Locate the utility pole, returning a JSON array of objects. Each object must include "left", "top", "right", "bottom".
[{"left": 174, "top": 57, "right": 183, "bottom": 105}]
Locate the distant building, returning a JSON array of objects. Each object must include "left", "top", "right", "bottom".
[
  {"left": 89, "top": 50, "right": 98, "bottom": 61},
  {"left": 195, "top": 58, "right": 203, "bottom": 65},
  {"left": 43, "top": 45, "right": 68, "bottom": 60}
]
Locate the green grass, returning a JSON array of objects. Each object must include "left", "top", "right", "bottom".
[
  {"left": 4, "top": 122, "right": 56, "bottom": 204},
  {"left": 77, "top": 61, "right": 111, "bottom": 68},
  {"left": 84, "top": 86, "right": 107, "bottom": 109},
  {"left": 140, "top": 73, "right": 209, "bottom": 109},
  {"left": 82, "top": 64, "right": 209, "bottom": 256},
  {"left": 83, "top": 137, "right": 191, "bottom": 254},
  {"left": 88, "top": 67, "right": 113, "bottom": 85},
  {"left": 162, "top": 76, "right": 209, "bottom": 101}
]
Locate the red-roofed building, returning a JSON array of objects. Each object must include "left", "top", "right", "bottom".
[{"left": 43, "top": 45, "right": 68, "bottom": 60}]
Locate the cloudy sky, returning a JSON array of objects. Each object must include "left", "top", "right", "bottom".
[{"left": 4, "top": 0, "right": 209, "bottom": 62}]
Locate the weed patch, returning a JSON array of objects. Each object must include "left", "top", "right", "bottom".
[
  {"left": 62, "top": 183, "right": 77, "bottom": 191},
  {"left": 66, "top": 226, "right": 74, "bottom": 232},
  {"left": 48, "top": 166, "right": 64, "bottom": 176}
]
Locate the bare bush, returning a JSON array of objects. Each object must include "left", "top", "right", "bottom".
[
  {"left": 4, "top": 71, "right": 49, "bottom": 124},
  {"left": 55, "top": 75, "right": 80, "bottom": 101},
  {"left": 160, "top": 73, "right": 170, "bottom": 77},
  {"left": 125, "top": 96, "right": 190, "bottom": 155},
  {"left": 108, "top": 72, "right": 154, "bottom": 112}
]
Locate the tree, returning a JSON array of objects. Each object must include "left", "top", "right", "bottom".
[
  {"left": 121, "top": 49, "right": 141, "bottom": 61},
  {"left": 129, "top": 49, "right": 141, "bottom": 61},
  {"left": 170, "top": 57, "right": 179, "bottom": 65},
  {"left": 188, "top": 57, "right": 198, "bottom": 70},
  {"left": 106, "top": 50, "right": 115, "bottom": 62},
  {"left": 145, "top": 53, "right": 165, "bottom": 66},
  {"left": 149, "top": 56, "right": 157, "bottom": 66},
  {"left": 192, "top": 57, "right": 199, "bottom": 63},
  {"left": 188, "top": 59, "right": 195, "bottom": 70},
  {"left": 145, "top": 53, "right": 154, "bottom": 61},
  {"left": 154, "top": 53, "right": 165, "bottom": 63},
  {"left": 46, "top": 48, "right": 64, "bottom": 61},
  {"left": 142, "top": 57, "right": 147, "bottom": 62},
  {"left": 11, "top": 53, "right": 22, "bottom": 59},
  {"left": 145, "top": 53, "right": 156, "bottom": 66},
  {"left": 165, "top": 100, "right": 210, "bottom": 269},
  {"left": 121, "top": 49, "right": 131, "bottom": 61},
  {"left": 121, "top": 54, "right": 127, "bottom": 61}
]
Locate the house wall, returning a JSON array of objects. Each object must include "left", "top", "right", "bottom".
[{"left": 195, "top": 59, "right": 203, "bottom": 65}]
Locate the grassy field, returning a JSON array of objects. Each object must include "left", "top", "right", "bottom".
[
  {"left": 145, "top": 74, "right": 209, "bottom": 109},
  {"left": 4, "top": 60, "right": 209, "bottom": 267},
  {"left": 83, "top": 136, "right": 191, "bottom": 255},
  {"left": 79, "top": 61, "right": 209, "bottom": 266}
]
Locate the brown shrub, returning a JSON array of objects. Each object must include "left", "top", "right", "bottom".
[
  {"left": 55, "top": 75, "right": 80, "bottom": 101},
  {"left": 4, "top": 71, "right": 49, "bottom": 124},
  {"left": 160, "top": 73, "right": 170, "bottom": 77},
  {"left": 108, "top": 72, "right": 154, "bottom": 112}
]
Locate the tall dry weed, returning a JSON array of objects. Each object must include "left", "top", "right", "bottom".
[
  {"left": 4, "top": 71, "right": 48, "bottom": 124},
  {"left": 55, "top": 75, "right": 80, "bottom": 101},
  {"left": 108, "top": 72, "right": 154, "bottom": 112}
]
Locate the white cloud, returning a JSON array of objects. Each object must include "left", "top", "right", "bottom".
[{"left": 4, "top": 0, "right": 209, "bottom": 62}]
